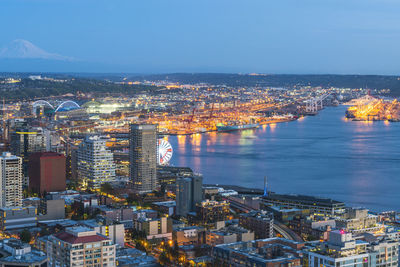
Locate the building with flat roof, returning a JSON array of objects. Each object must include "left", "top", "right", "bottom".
[
  {"left": 79, "top": 219, "right": 125, "bottom": 247},
  {"left": 213, "top": 238, "right": 305, "bottom": 267},
  {"left": 0, "top": 152, "right": 23, "bottom": 207},
  {"left": 194, "top": 200, "right": 231, "bottom": 225},
  {"left": 129, "top": 124, "right": 158, "bottom": 194},
  {"left": 133, "top": 216, "right": 172, "bottom": 240},
  {"left": 77, "top": 136, "right": 116, "bottom": 189},
  {"left": 176, "top": 175, "right": 203, "bottom": 217},
  {"left": 0, "top": 239, "right": 48, "bottom": 267},
  {"left": 305, "top": 230, "right": 399, "bottom": 267},
  {"left": 239, "top": 210, "right": 274, "bottom": 239},
  {"left": 206, "top": 225, "right": 254, "bottom": 246},
  {"left": 152, "top": 200, "right": 176, "bottom": 216},
  {"left": 0, "top": 206, "right": 37, "bottom": 231},
  {"left": 47, "top": 226, "right": 116, "bottom": 267},
  {"left": 173, "top": 226, "right": 206, "bottom": 246},
  {"left": 335, "top": 208, "right": 379, "bottom": 234},
  {"left": 262, "top": 192, "right": 345, "bottom": 216},
  {"left": 10, "top": 127, "right": 47, "bottom": 176},
  {"left": 28, "top": 152, "right": 66, "bottom": 194}
]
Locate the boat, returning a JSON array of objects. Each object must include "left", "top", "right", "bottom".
[{"left": 217, "top": 123, "right": 259, "bottom": 132}]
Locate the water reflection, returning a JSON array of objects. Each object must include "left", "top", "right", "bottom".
[{"left": 169, "top": 106, "right": 400, "bottom": 212}]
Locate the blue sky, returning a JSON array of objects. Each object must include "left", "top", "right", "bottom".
[{"left": 1, "top": 0, "right": 400, "bottom": 74}]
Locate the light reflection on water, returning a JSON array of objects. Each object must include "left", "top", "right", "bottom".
[{"left": 168, "top": 106, "right": 400, "bottom": 212}]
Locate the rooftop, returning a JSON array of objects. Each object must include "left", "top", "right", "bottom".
[{"left": 54, "top": 227, "right": 109, "bottom": 244}]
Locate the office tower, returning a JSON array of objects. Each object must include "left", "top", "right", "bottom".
[
  {"left": 28, "top": 152, "right": 66, "bottom": 195},
  {"left": 129, "top": 124, "right": 158, "bottom": 193},
  {"left": 176, "top": 175, "right": 203, "bottom": 216},
  {"left": 0, "top": 152, "right": 23, "bottom": 207},
  {"left": 10, "top": 127, "right": 47, "bottom": 176},
  {"left": 10, "top": 127, "right": 47, "bottom": 158},
  {"left": 77, "top": 136, "right": 116, "bottom": 189},
  {"left": 47, "top": 227, "right": 116, "bottom": 267}
]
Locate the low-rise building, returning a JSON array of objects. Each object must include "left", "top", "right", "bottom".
[
  {"left": 239, "top": 210, "right": 274, "bottom": 239},
  {"left": 0, "top": 206, "right": 37, "bottom": 231},
  {"left": 206, "top": 225, "right": 254, "bottom": 246},
  {"left": 262, "top": 193, "right": 345, "bottom": 216},
  {"left": 305, "top": 230, "right": 399, "bottom": 267},
  {"left": 213, "top": 238, "right": 305, "bottom": 266},
  {"left": 173, "top": 226, "right": 206, "bottom": 246},
  {"left": 133, "top": 217, "right": 172, "bottom": 240},
  {"left": 194, "top": 200, "right": 230, "bottom": 225},
  {"left": 0, "top": 239, "right": 48, "bottom": 267},
  {"left": 335, "top": 208, "right": 379, "bottom": 234},
  {"left": 116, "top": 248, "right": 158, "bottom": 267},
  {"left": 79, "top": 219, "right": 125, "bottom": 247},
  {"left": 152, "top": 201, "right": 176, "bottom": 216}
]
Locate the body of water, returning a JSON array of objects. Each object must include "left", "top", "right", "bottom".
[{"left": 167, "top": 106, "right": 400, "bottom": 212}]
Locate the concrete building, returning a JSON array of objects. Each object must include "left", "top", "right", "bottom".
[
  {"left": 79, "top": 219, "right": 125, "bottom": 247},
  {"left": 38, "top": 194, "right": 66, "bottom": 221},
  {"left": 206, "top": 225, "right": 254, "bottom": 246},
  {"left": 10, "top": 127, "right": 47, "bottom": 176},
  {"left": 152, "top": 201, "right": 176, "bottom": 216},
  {"left": 173, "top": 226, "right": 206, "bottom": 246},
  {"left": 133, "top": 217, "right": 172, "bottom": 240},
  {"left": 0, "top": 152, "right": 23, "bottom": 207},
  {"left": 129, "top": 124, "right": 158, "bottom": 194},
  {"left": 0, "top": 239, "right": 48, "bottom": 267},
  {"left": 305, "top": 230, "right": 399, "bottom": 267},
  {"left": 213, "top": 238, "right": 305, "bottom": 267},
  {"left": 77, "top": 136, "right": 116, "bottom": 189},
  {"left": 194, "top": 200, "right": 230, "bottom": 225},
  {"left": 47, "top": 226, "right": 116, "bottom": 267},
  {"left": 239, "top": 210, "right": 274, "bottom": 239},
  {"left": 176, "top": 175, "right": 203, "bottom": 216},
  {"left": 335, "top": 208, "right": 379, "bottom": 234},
  {"left": 0, "top": 206, "right": 37, "bottom": 231},
  {"left": 262, "top": 192, "right": 345, "bottom": 216},
  {"left": 28, "top": 152, "right": 66, "bottom": 194}
]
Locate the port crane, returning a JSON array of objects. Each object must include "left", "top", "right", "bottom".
[{"left": 305, "top": 93, "right": 331, "bottom": 113}]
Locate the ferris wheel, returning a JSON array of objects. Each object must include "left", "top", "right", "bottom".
[{"left": 158, "top": 139, "right": 173, "bottom": 165}]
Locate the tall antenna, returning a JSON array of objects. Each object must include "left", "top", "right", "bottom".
[{"left": 263, "top": 176, "right": 268, "bottom": 197}]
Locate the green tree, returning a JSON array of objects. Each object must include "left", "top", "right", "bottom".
[{"left": 100, "top": 183, "right": 113, "bottom": 195}]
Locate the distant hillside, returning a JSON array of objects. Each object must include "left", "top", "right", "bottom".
[
  {"left": 0, "top": 77, "right": 162, "bottom": 101},
  {"left": 129, "top": 73, "right": 400, "bottom": 96}
]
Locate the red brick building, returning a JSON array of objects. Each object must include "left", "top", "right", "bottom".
[{"left": 28, "top": 152, "right": 66, "bottom": 194}]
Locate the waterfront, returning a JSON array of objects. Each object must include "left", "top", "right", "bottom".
[{"left": 168, "top": 106, "right": 400, "bottom": 212}]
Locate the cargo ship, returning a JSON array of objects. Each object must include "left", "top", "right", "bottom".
[{"left": 217, "top": 123, "right": 259, "bottom": 132}]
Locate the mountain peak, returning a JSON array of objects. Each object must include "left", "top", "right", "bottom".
[{"left": 0, "top": 39, "right": 74, "bottom": 61}]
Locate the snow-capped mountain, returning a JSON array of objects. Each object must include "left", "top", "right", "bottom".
[{"left": 0, "top": 39, "right": 74, "bottom": 61}]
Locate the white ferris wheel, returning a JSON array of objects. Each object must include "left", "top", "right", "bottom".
[{"left": 158, "top": 139, "right": 173, "bottom": 165}]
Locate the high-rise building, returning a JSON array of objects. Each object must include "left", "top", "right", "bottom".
[
  {"left": 47, "top": 226, "right": 116, "bottom": 267},
  {"left": 77, "top": 136, "right": 116, "bottom": 189},
  {"left": 0, "top": 152, "right": 23, "bottom": 207},
  {"left": 10, "top": 127, "right": 47, "bottom": 176},
  {"left": 176, "top": 175, "right": 203, "bottom": 216},
  {"left": 129, "top": 124, "right": 158, "bottom": 193},
  {"left": 28, "top": 152, "right": 66, "bottom": 194}
]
